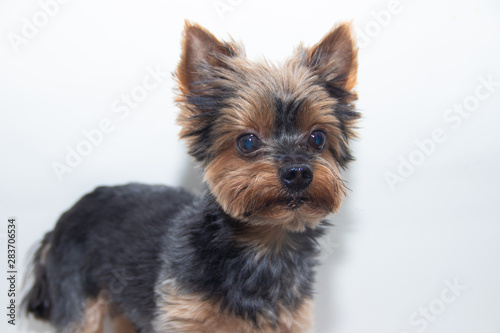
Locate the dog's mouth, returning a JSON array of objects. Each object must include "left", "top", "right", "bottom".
[
  {"left": 282, "top": 196, "right": 308, "bottom": 210},
  {"left": 241, "top": 196, "right": 312, "bottom": 219}
]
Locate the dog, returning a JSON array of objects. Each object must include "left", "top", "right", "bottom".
[{"left": 23, "top": 21, "right": 360, "bottom": 332}]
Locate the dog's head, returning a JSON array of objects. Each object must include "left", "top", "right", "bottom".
[{"left": 175, "top": 22, "right": 359, "bottom": 232}]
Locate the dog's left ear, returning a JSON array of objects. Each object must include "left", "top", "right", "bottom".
[
  {"left": 307, "top": 23, "right": 360, "bottom": 168},
  {"left": 307, "top": 22, "right": 358, "bottom": 103}
]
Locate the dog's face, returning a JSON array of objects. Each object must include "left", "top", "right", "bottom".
[{"left": 176, "top": 22, "right": 359, "bottom": 232}]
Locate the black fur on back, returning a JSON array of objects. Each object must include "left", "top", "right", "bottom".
[{"left": 22, "top": 183, "right": 196, "bottom": 331}]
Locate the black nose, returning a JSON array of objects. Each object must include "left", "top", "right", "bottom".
[{"left": 279, "top": 164, "right": 313, "bottom": 191}]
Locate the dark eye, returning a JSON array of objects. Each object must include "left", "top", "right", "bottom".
[
  {"left": 237, "top": 134, "right": 261, "bottom": 154},
  {"left": 308, "top": 130, "right": 326, "bottom": 151}
]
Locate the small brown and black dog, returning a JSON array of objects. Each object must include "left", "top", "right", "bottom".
[{"left": 23, "top": 21, "right": 360, "bottom": 333}]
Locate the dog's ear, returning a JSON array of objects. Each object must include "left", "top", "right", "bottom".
[
  {"left": 177, "top": 21, "right": 235, "bottom": 93},
  {"left": 176, "top": 22, "right": 241, "bottom": 164},
  {"left": 307, "top": 22, "right": 358, "bottom": 103},
  {"left": 306, "top": 23, "right": 360, "bottom": 168}
]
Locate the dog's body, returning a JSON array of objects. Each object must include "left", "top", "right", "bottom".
[
  {"left": 24, "top": 22, "right": 360, "bottom": 332},
  {"left": 27, "top": 184, "right": 322, "bottom": 332}
]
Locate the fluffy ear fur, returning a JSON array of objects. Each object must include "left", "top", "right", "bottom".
[
  {"left": 177, "top": 21, "right": 235, "bottom": 93},
  {"left": 306, "top": 22, "right": 358, "bottom": 101},
  {"left": 175, "top": 22, "right": 243, "bottom": 163},
  {"left": 305, "top": 22, "right": 360, "bottom": 168}
]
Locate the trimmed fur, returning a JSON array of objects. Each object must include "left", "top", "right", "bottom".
[{"left": 23, "top": 21, "right": 360, "bottom": 332}]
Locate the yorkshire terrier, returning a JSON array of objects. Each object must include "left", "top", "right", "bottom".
[{"left": 23, "top": 21, "right": 360, "bottom": 333}]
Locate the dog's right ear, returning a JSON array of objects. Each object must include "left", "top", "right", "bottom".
[
  {"left": 177, "top": 21, "right": 235, "bottom": 93},
  {"left": 176, "top": 22, "right": 241, "bottom": 164}
]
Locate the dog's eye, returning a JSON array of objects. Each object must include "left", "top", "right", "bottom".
[
  {"left": 237, "top": 134, "right": 261, "bottom": 154},
  {"left": 308, "top": 131, "right": 326, "bottom": 151}
]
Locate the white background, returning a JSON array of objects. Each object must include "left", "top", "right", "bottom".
[{"left": 1, "top": 0, "right": 499, "bottom": 332}]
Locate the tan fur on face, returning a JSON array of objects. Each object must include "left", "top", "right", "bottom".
[
  {"left": 176, "top": 22, "right": 357, "bottom": 231},
  {"left": 204, "top": 133, "right": 347, "bottom": 232},
  {"left": 199, "top": 60, "right": 348, "bottom": 232},
  {"left": 154, "top": 280, "right": 313, "bottom": 333}
]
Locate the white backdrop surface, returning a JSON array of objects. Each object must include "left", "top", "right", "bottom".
[{"left": 1, "top": 0, "right": 499, "bottom": 332}]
